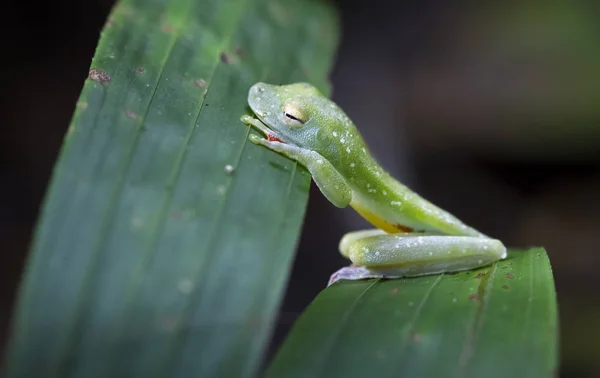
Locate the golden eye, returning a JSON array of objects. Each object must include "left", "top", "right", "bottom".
[{"left": 282, "top": 104, "right": 305, "bottom": 125}]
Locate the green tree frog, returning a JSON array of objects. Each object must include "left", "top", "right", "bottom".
[{"left": 241, "top": 82, "right": 506, "bottom": 284}]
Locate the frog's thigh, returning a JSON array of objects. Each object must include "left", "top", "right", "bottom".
[
  {"left": 343, "top": 233, "right": 507, "bottom": 276},
  {"left": 338, "top": 229, "right": 387, "bottom": 259}
]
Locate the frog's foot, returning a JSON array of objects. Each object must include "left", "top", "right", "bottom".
[
  {"left": 328, "top": 265, "right": 401, "bottom": 286},
  {"left": 240, "top": 115, "right": 268, "bottom": 134},
  {"left": 240, "top": 115, "right": 285, "bottom": 144}
]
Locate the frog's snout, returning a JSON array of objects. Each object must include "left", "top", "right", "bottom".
[
  {"left": 248, "top": 82, "right": 278, "bottom": 116},
  {"left": 250, "top": 82, "right": 267, "bottom": 94}
]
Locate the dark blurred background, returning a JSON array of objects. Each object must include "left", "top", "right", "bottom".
[{"left": 2, "top": 0, "right": 599, "bottom": 377}]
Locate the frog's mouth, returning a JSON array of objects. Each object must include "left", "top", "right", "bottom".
[{"left": 252, "top": 112, "right": 290, "bottom": 145}]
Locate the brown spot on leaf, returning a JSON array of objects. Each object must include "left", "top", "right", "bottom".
[
  {"left": 160, "top": 316, "right": 179, "bottom": 332},
  {"left": 88, "top": 69, "right": 111, "bottom": 84},
  {"left": 412, "top": 333, "right": 422, "bottom": 342},
  {"left": 469, "top": 294, "right": 479, "bottom": 301},
  {"left": 161, "top": 23, "right": 175, "bottom": 33},
  {"left": 125, "top": 109, "right": 138, "bottom": 119},
  {"left": 76, "top": 102, "right": 88, "bottom": 110},
  {"left": 136, "top": 66, "right": 145, "bottom": 74},
  {"left": 193, "top": 79, "right": 206, "bottom": 88},
  {"left": 502, "top": 285, "right": 509, "bottom": 290},
  {"left": 391, "top": 288, "right": 398, "bottom": 295},
  {"left": 220, "top": 53, "right": 233, "bottom": 64},
  {"left": 475, "top": 273, "right": 485, "bottom": 279},
  {"left": 505, "top": 273, "right": 514, "bottom": 279},
  {"left": 235, "top": 47, "right": 244, "bottom": 56}
]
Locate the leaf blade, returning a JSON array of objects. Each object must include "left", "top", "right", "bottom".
[
  {"left": 3, "top": 0, "right": 339, "bottom": 377},
  {"left": 266, "top": 248, "right": 558, "bottom": 378}
]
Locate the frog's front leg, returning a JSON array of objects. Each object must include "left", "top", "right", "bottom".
[
  {"left": 244, "top": 129, "right": 352, "bottom": 208},
  {"left": 241, "top": 115, "right": 273, "bottom": 139},
  {"left": 330, "top": 231, "right": 506, "bottom": 285}
]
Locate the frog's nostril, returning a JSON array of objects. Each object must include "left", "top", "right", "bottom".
[{"left": 251, "top": 83, "right": 266, "bottom": 94}]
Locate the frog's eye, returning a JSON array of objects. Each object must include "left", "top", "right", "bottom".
[{"left": 282, "top": 104, "right": 306, "bottom": 126}]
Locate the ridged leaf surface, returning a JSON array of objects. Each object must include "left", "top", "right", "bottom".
[
  {"left": 3, "top": 0, "right": 338, "bottom": 377},
  {"left": 266, "top": 248, "right": 558, "bottom": 378}
]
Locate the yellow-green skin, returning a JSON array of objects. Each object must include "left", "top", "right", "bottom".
[{"left": 241, "top": 82, "right": 506, "bottom": 282}]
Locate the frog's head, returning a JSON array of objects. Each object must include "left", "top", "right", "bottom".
[{"left": 247, "top": 82, "right": 332, "bottom": 146}]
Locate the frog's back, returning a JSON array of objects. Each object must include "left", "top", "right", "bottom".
[{"left": 349, "top": 169, "right": 485, "bottom": 237}]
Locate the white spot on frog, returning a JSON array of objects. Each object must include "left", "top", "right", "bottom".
[
  {"left": 391, "top": 201, "right": 402, "bottom": 206},
  {"left": 346, "top": 147, "right": 351, "bottom": 153},
  {"left": 375, "top": 251, "right": 380, "bottom": 257},
  {"left": 350, "top": 163, "right": 355, "bottom": 168},
  {"left": 333, "top": 131, "right": 338, "bottom": 137},
  {"left": 340, "top": 138, "right": 345, "bottom": 144}
]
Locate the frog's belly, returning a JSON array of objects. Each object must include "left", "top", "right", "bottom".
[{"left": 350, "top": 198, "right": 413, "bottom": 234}]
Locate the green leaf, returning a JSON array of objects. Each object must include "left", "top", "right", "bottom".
[
  {"left": 266, "top": 248, "right": 558, "bottom": 378},
  {"left": 2, "top": 0, "right": 338, "bottom": 377}
]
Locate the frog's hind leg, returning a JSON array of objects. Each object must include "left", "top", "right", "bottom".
[
  {"left": 338, "top": 229, "right": 387, "bottom": 259},
  {"left": 330, "top": 231, "right": 506, "bottom": 285}
]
